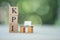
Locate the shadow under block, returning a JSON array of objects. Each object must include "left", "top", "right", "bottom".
[
  {"left": 28, "top": 26, "right": 33, "bottom": 33},
  {"left": 9, "top": 7, "right": 18, "bottom": 32},
  {"left": 20, "top": 26, "right": 25, "bottom": 33}
]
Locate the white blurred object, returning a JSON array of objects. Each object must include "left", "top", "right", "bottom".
[{"left": 24, "top": 21, "right": 32, "bottom": 26}]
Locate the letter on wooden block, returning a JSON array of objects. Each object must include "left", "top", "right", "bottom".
[
  {"left": 9, "top": 7, "right": 18, "bottom": 32},
  {"left": 9, "top": 23, "right": 18, "bottom": 32},
  {"left": 9, "top": 15, "right": 18, "bottom": 23},
  {"left": 9, "top": 7, "right": 18, "bottom": 15}
]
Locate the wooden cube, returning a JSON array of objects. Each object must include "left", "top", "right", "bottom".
[
  {"left": 9, "top": 15, "right": 18, "bottom": 23},
  {"left": 9, "top": 7, "right": 18, "bottom": 15},
  {"left": 9, "top": 23, "right": 18, "bottom": 32}
]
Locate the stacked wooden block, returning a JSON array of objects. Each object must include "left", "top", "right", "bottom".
[{"left": 9, "top": 7, "right": 18, "bottom": 32}]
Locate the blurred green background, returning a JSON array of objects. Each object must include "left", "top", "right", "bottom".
[{"left": 0, "top": 0, "right": 60, "bottom": 25}]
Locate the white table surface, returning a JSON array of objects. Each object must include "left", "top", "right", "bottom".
[{"left": 0, "top": 25, "right": 60, "bottom": 40}]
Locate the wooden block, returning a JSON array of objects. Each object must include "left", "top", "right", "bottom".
[
  {"left": 20, "top": 26, "right": 25, "bottom": 33},
  {"left": 9, "top": 15, "right": 18, "bottom": 23},
  {"left": 9, "top": 7, "right": 18, "bottom": 15},
  {"left": 9, "top": 6, "right": 18, "bottom": 32},
  {"left": 28, "top": 26, "right": 33, "bottom": 33},
  {"left": 9, "top": 23, "right": 18, "bottom": 32}
]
